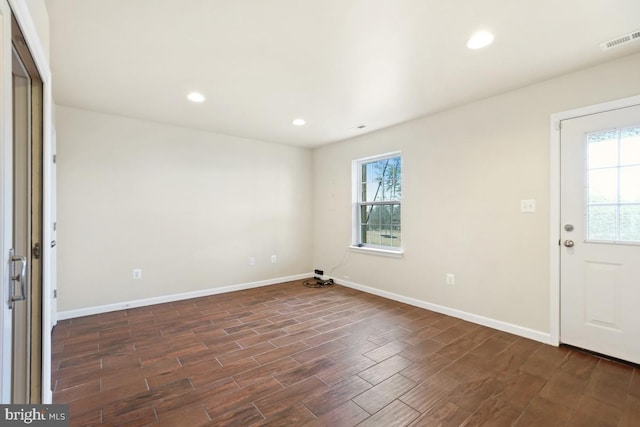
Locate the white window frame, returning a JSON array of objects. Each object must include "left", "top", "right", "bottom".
[{"left": 351, "top": 151, "right": 403, "bottom": 257}]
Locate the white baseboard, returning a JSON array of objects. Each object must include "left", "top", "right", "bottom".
[
  {"left": 57, "top": 273, "right": 313, "bottom": 320},
  {"left": 57, "top": 273, "right": 553, "bottom": 346},
  {"left": 335, "top": 277, "right": 553, "bottom": 345}
]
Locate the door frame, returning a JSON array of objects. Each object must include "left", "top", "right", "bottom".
[
  {"left": 549, "top": 94, "right": 640, "bottom": 347},
  {"left": 0, "top": 0, "right": 53, "bottom": 403}
]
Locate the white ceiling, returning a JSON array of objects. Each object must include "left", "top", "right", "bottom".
[{"left": 45, "top": 0, "right": 640, "bottom": 148}]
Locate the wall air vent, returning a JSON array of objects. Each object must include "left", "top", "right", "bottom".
[{"left": 600, "top": 29, "right": 640, "bottom": 50}]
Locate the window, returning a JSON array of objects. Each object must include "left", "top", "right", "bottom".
[
  {"left": 353, "top": 152, "right": 402, "bottom": 251},
  {"left": 586, "top": 126, "right": 640, "bottom": 243}
]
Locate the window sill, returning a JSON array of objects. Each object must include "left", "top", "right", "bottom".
[{"left": 349, "top": 246, "right": 404, "bottom": 258}]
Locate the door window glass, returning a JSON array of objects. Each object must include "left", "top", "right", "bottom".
[{"left": 587, "top": 126, "right": 640, "bottom": 243}]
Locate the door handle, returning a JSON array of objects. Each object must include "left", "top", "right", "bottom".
[
  {"left": 564, "top": 240, "right": 575, "bottom": 248},
  {"left": 9, "top": 249, "right": 27, "bottom": 309}
]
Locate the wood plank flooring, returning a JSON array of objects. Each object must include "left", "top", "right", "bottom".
[{"left": 52, "top": 280, "right": 640, "bottom": 426}]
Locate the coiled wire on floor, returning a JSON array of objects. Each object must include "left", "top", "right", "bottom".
[{"left": 303, "top": 278, "right": 334, "bottom": 288}]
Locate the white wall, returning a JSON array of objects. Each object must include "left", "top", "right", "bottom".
[
  {"left": 312, "top": 52, "right": 640, "bottom": 335},
  {"left": 56, "top": 106, "right": 312, "bottom": 312},
  {"left": 56, "top": 52, "right": 640, "bottom": 335}
]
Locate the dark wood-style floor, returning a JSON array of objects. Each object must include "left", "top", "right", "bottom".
[{"left": 52, "top": 280, "right": 639, "bottom": 426}]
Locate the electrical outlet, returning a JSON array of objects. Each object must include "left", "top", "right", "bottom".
[
  {"left": 271, "top": 255, "right": 277, "bottom": 263},
  {"left": 446, "top": 273, "right": 455, "bottom": 286},
  {"left": 249, "top": 257, "right": 256, "bottom": 266},
  {"left": 133, "top": 269, "right": 142, "bottom": 279}
]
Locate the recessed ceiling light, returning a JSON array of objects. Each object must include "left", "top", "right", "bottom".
[
  {"left": 292, "top": 118, "right": 306, "bottom": 126},
  {"left": 187, "top": 92, "right": 205, "bottom": 103},
  {"left": 467, "top": 31, "right": 494, "bottom": 49}
]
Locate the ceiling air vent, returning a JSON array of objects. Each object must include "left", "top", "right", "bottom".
[{"left": 600, "top": 29, "right": 640, "bottom": 50}]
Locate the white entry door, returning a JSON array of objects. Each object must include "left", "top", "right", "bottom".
[{"left": 560, "top": 103, "right": 640, "bottom": 364}]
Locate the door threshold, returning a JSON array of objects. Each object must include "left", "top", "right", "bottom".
[{"left": 560, "top": 344, "right": 640, "bottom": 369}]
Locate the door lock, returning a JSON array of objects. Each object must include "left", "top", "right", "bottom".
[
  {"left": 33, "top": 242, "right": 41, "bottom": 259},
  {"left": 564, "top": 240, "right": 575, "bottom": 247}
]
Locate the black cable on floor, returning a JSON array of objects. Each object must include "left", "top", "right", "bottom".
[{"left": 303, "top": 278, "right": 334, "bottom": 288}]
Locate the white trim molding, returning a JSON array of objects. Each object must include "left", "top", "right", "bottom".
[
  {"left": 336, "top": 277, "right": 553, "bottom": 345},
  {"left": 59, "top": 271, "right": 553, "bottom": 347},
  {"left": 0, "top": 0, "right": 13, "bottom": 404},
  {"left": 349, "top": 245, "right": 404, "bottom": 258},
  {"left": 57, "top": 273, "right": 313, "bottom": 320},
  {"left": 7, "top": 0, "right": 50, "bottom": 82},
  {"left": 549, "top": 94, "right": 640, "bottom": 347}
]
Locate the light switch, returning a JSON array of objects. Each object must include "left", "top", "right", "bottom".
[{"left": 520, "top": 199, "right": 536, "bottom": 213}]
